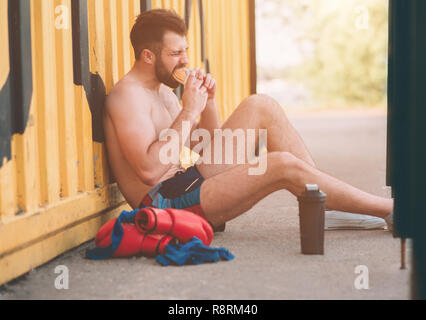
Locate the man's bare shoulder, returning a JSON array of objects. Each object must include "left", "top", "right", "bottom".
[{"left": 106, "top": 76, "right": 152, "bottom": 115}]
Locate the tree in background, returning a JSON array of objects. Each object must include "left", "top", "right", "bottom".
[{"left": 258, "top": 0, "right": 388, "bottom": 109}]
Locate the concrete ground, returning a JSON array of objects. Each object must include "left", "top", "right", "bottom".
[{"left": 0, "top": 107, "right": 411, "bottom": 300}]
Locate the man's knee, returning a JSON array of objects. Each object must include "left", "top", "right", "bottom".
[
  {"left": 243, "top": 93, "right": 276, "bottom": 107},
  {"left": 241, "top": 94, "right": 286, "bottom": 120}
]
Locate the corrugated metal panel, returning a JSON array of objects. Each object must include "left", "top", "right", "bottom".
[{"left": 0, "top": 0, "right": 254, "bottom": 285}]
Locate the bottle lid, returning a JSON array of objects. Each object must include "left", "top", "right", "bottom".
[
  {"left": 297, "top": 184, "right": 327, "bottom": 202},
  {"left": 305, "top": 184, "right": 319, "bottom": 192}
]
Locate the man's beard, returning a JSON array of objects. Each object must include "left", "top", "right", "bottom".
[{"left": 154, "top": 57, "right": 183, "bottom": 89}]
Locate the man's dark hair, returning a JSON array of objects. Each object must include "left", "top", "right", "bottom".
[{"left": 130, "top": 9, "right": 187, "bottom": 60}]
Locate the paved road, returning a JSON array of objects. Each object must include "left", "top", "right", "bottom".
[{"left": 0, "top": 107, "right": 411, "bottom": 300}]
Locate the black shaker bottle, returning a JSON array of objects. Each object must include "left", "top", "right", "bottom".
[{"left": 297, "top": 184, "right": 327, "bottom": 254}]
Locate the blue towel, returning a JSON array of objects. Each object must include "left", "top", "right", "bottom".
[
  {"left": 86, "top": 208, "right": 143, "bottom": 260},
  {"left": 156, "top": 237, "right": 235, "bottom": 266}
]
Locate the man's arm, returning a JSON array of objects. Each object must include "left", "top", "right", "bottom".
[
  {"left": 187, "top": 69, "right": 222, "bottom": 149},
  {"left": 168, "top": 94, "right": 221, "bottom": 151},
  {"left": 106, "top": 87, "right": 198, "bottom": 186},
  {"left": 163, "top": 69, "right": 222, "bottom": 151},
  {"left": 197, "top": 97, "right": 222, "bottom": 137}
]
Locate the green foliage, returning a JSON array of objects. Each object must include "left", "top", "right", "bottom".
[{"left": 259, "top": 0, "right": 389, "bottom": 108}]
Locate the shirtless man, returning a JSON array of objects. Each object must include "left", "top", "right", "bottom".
[{"left": 104, "top": 9, "right": 393, "bottom": 231}]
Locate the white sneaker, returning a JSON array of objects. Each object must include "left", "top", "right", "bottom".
[
  {"left": 383, "top": 211, "right": 394, "bottom": 232},
  {"left": 324, "top": 210, "right": 387, "bottom": 230}
]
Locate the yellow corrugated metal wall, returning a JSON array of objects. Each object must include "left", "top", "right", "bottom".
[{"left": 0, "top": 0, "right": 254, "bottom": 285}]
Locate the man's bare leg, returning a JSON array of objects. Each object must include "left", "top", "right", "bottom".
[
  {"left": 194, "top": 94, "right": 393, "bottom": 226},
  {"left": 200, "top": 152, "right": 393, "bottom": 227},
  {"left": 196, "top": 94, "right": 317, "bottom": 179}
]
